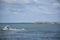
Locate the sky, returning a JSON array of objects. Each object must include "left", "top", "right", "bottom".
[{"left": 0, "top": 0, "right": 60, "bottom": 23}]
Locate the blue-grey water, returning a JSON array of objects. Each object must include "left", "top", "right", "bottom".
[{"left": 0, "top": 23, "right": 60, "bottom": 40}]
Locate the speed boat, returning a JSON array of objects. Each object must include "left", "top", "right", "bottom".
[{"left": 3, "top": 25, "right": 25, "bottom": 31}]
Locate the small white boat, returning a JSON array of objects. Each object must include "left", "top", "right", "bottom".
[{"left": 3, "top": 25, "right": 26, "bottom": 31}]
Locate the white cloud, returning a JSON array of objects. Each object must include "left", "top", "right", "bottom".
[
  {"left": 38, "top": 6, "right": 56, "bottom": 14},
  {"left": 23, "top": 5, "right": 53, "bottom": 15},
  {"left": 52, "top": 3, "right": 60, "bottom": 7},
  {"left": 34, "top": 0, "right": 44, "bottom": 2},
  {"left": 34, "top": 0, "right": 38, "bottom": 2},
  {"left": 2, "top": 0, "right": 59, "bottom": 15},
  {"left": 2, "top": 0, "right": 31, "bottom": 4},
  {"left": 2, "top": 0, "right": 49, "bottom": 4},
  {"left": 12, "top": 12, "right": 19, "bottom": 15},
  {"left": 34, "top": 0, "right": 48, "bottom": 3}
]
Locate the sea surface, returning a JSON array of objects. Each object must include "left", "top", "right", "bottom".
[{"left": 0, "top": 23, "right": 60, "bottom": 40}]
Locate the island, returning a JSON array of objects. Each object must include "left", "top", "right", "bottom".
[{"left": 32, "top": 22, "right": 60, "bottom": 24}]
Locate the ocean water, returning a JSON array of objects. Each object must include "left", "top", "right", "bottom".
[{"left": 0, "top": 23, "right": 60, "bottom": 40}]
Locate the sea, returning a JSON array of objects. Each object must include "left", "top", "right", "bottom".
[{"left": 0, "top": 23, "right": 60, "bottom": 40}]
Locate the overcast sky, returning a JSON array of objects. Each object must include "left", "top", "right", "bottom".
[{"left": 0, "top": 0, "right": 60, "bottom": 23}]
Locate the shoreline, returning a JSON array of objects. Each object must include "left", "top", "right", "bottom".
[{"left": 0, "top": 22, "right": 60, "bottom": 24}]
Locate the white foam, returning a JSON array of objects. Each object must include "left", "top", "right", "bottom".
[{"left": 9, "top": 28, "right": 26, "bottom": 31}]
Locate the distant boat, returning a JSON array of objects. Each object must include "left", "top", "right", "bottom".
[{"left": 3, "top": 25, "right": 25, "bottom": 31}]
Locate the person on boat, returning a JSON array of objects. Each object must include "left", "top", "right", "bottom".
[{"left": 3, "top": 25, "right": 11, "bottom": 30}]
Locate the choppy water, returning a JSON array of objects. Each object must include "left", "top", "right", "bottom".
[{"left": 0, "top": 23, "right": 60, "bottom": 40}]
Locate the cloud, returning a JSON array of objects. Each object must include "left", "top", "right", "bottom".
[
  {"left": 2, "top": 0, "right": 31, "bottom": 4},
  {"left": 1, "top": 0, "right": 43, "bottom": 4},
  {"left": 52, "top": 3, "right": 60, "bottom": 7},
  {"left": 0, "top": 0, "right": 60, "bottom": 22},
  {"left": 1, "top": 0, "right": 59, "bottom": 15}
]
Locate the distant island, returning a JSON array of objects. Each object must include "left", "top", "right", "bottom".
[{"left": 32, "top": 22, "right": 60, "bottom": 24}]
